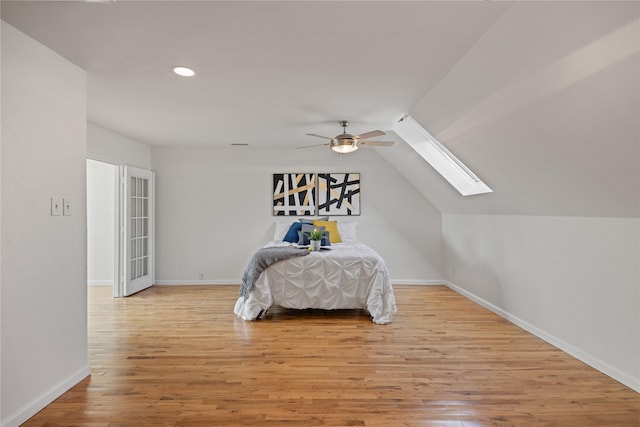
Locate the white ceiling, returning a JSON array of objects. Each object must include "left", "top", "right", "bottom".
[
  {"left": 1, "top": 0, "right": 508, "bottom": 148},
  {"left": 3, "top": 1, "right": 639, "bottom": 218}
]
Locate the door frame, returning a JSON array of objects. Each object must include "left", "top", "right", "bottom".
[{"left": 87, "top": 156, "right": 155, "bottom": 297}]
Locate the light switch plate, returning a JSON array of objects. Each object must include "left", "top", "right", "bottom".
[
  {"left": 63, "top": 199, "right": 72, "bottom": 216},
  {"left": 51, "top": 197, "right": 63, "bottom": 216}
]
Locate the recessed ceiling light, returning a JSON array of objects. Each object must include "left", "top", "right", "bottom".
[{"left": 173, "top": 66, "right": 195, "bottom": 77}]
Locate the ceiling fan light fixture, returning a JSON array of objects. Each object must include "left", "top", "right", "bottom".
[
  {"left": 303, "top": 121, "right": 389, "bottom": 153},
  {"left": 331, "top": 140, "right": 358, "bottom": 154}
]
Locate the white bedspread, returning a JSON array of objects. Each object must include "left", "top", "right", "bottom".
[{"left": 234, "top": 241, "right": 397, "bottom": 324}]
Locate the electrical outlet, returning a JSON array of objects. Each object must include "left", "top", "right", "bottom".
[
  {"left": 51, "top": 197, "right": 63, "bottom": 216},
  {"left": 199, "top": 273, "right": 204, "bottom": 280},
  {"left": 63, "top": 199, "right": 72, "bottom": 216}
]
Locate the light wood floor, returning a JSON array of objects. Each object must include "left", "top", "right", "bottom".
[{"left": 24, "top": 285, "right": 639, "bottom": 426}]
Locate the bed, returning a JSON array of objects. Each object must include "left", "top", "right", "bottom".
[{"left": 234, "top": 220, "right": 397, "bottom": 324}]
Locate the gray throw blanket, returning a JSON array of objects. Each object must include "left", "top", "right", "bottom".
[{"left": 240, "top": 246, "right": 310, "bottom": 299}]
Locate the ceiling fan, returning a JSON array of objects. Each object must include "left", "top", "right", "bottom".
[{"left": 300, "top": 121, "right": 395, "bottom": 154}]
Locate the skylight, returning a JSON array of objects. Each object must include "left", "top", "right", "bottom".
[{"left": 393, "top": 115, "right": 492, "bottom": 196}]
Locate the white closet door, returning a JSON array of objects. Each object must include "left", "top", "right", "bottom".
[{"left": 123, "top": 166, "right": 154, "bottom": 296}]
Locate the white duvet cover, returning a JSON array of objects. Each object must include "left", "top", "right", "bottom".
[{"left": 234, "top": 241, "right": 397, "bottom": 324}]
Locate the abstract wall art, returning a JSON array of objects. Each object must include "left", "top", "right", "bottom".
[
  {"left": 317, "top": 173, "right": 360, "bottom": 216},
  {"left": 273, "top": 173, "right": 316, "bottom": 216}
]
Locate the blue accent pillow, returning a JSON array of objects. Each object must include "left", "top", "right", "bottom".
[
  {"left": 283, "top": 222, "right": 303, "bottom": 243},
  {"left": 321, "top": 231, "right": 331, "bottom": 246}
]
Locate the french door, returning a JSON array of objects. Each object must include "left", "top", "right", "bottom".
[{"left": 121, "top": 166, "right": 154, "bottom": 296}]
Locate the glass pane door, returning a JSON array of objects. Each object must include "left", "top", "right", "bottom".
[{"left": 123, "top": 167, "right": 154, "bottom": 296}]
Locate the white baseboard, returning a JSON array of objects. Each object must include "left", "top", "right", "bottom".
[
  {"left": 444, "top": 280, "right": 640, "bottom": 393},
  {"left": 392, "top": 280, "right": 446, "bottom": 286},
  {"left": 2, "top": 364, "right": 91, "bottom": 427},
  {"left": 155, "top": 280, "right": 241, "bottom": 285},
  {"left": 88, "top": 280, "right": 113, "bottom": 286}
]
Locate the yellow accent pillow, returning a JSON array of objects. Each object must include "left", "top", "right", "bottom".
[{"left": 313, "top": 220, "right": 342, "bottom": 244}]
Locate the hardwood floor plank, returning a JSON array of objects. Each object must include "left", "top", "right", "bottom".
[{"left": 22, "top": 285, "right": 640, "bottom": 426}]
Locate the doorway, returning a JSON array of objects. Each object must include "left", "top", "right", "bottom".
[
  {"left": 87, "top": 159, "right": 155, "bottom": 297},
  {"left": 87, "top": 159, "right": 118, "bottom": 296}
]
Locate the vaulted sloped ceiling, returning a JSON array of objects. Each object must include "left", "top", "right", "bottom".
[{"left": 384, "top": 1, "right": 640, "bottom": 217}]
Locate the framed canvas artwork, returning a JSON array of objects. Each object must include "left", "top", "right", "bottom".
[
  {"left": 317, "top": 173, "right": 360, "bottom": 216},
  {"left": 273, "top": 173, "right": 316, "bottom": 216}
]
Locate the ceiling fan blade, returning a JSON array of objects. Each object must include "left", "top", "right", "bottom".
[
  {"left": 357, "top": 130, "right": 385, "bottom": 140},
  {"left": 306, "top": 133, "right": 334, "bottom": 140},
  {"left": 359, "top": 140, "right": 395, "bottom": 147},
  {"left": 297, "top": 143, "right": 329, "bottom": 149}
]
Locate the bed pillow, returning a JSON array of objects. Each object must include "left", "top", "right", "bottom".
[
  {"left": 283, "top": 221, "right": 303, "bottom": 243},
  {"left": 298, "top": 216, "right": 329, "bottom": 224},
  {"left": 321, "top": 231, "right": 331, "bottom": 246},
  {"left": 313, "top": 220, "right": 342, "bottom": 244},
  {"left": 274, "top": 219, "right": 296, "bottom": 241},
  {"left": 337, "top": 221, "right": 358, "bottom": 243}
]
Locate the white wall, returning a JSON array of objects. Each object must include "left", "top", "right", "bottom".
[
  {"left": 0, "top": 15, "right": 3, "bottom": 418},
  {"left": 443, "top": 214, "right": 640, "bottom": 391},
  {"left": 87, "top": 122, "right": 151, "bottom": 169},
  {"left": 1, "top": 21, "right": 89, "bottom": 426},
  {"left": 87, "top": 159, "right": 116, "bottom": 286},
  {"left": 151, "top": 146, "right": 443, "bottom": 285}
]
